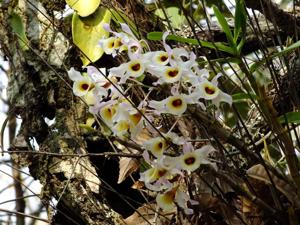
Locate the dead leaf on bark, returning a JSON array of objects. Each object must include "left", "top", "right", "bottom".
[
  {"left": 247, "top": 164, "right": 300, "bottom": 208},
  {"left": 118, "top": 157, "right": 139, "bottom": 184},
  {"left": 122, "top": 203, "right": 174, "bottom": 225}
]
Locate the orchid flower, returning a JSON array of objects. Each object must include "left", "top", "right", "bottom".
[
  {"left": 178, "top": 144, "right": 215, "bottom": 172},
  {"left": 162, "top": 31, "right": 189, "bottom": 67},
  {"left": 102, "top": 23, "right": 142, "bottom": 58},
  {"left": 143, "top": 50, "right": 169, "bottom": 67},
  {"left": 68, "top": 67, "right": 93, "bottom": 97},
  {"left": 109, "top": 58, "right": 146, "bottom": 84},
  {"left": 156, "top": 188, "right": 177, "bottom": 212},
  {"left": 156, "top": 187, "right": 196, "bottom": 214},
  {"left": 91, "top": 100, "right": 118, "bottom": 125},
  {"left": 144, "top": 136, "right": 168, "bottom": 158},
  {"left": 192, "top": 74, "right": 232, "bottom": 107},
  {"left": 98, "top": 37, "right": 117, "bottom": 56},
  {"left": 148, "top": 94, "right": 189, "bottom": 116},
  {"left": 140, "top": 165, "right": 175, "bottom": 192},
  {"left": 150, "top": 66, "right": 183, "bottom": 85},
  {"left": 98, "top": 36, "right": 125, "bottom": 57}
]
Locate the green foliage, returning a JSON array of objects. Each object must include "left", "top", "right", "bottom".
[
  {"left": 9, "top": 12, "right": 29, "bottom": 51},
  {"left": 147, "top": 31, "right": 236, "bottom": 54},
  {"left": 212, "top": 1, "right": 246, "bottom": 56},
  {"left": 110, "top": 9, "right": 139, "bottom": 37},
  {"left": 232, "top": 92, "right": 258, "bottom": 102},
  {"left": 155, "top": 6, "right": 185, "bottom": 29},
  {"left": 250, "top": 40, "right": 300, "bottom": 72},
  {"left": 66, "top": 0, "right": 101, "bottom": 17},
  {"left": 278, "top": 112, "right": 300, "bottom": 124},
  {"left": 72, "top": 8, "right": 111, "bottom": 65}
]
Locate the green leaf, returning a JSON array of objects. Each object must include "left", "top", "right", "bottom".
[
  {"left": 110, "top": 9, "right": 139, "bottom": 37},
  {"left": 9, "top": 12, "right": 29, "bottom": 51},
  {"left": 278, "top": 112, "right": 300, "bottom": 124},
  {"left": 250, "top": 40, "right": 300, "bottom": 72},
  {"left": 155, "top": 6, "right": 185, "bottom": 29},
  {"left": 66, "top": 0, "right": 101, "bottom": 17},
  {"left": 237, "top": 38, "right": 245, "bottom": 54},
  {"left": 212, "top": 5, "right": 235, "bottom": 48},
  {"left": 232, "top": 92, "right": 257, "bottom": 102},
  {"left": 147, "top": 32, "right": 235, "bottom": 54},
  {"left": 72, "top": 7, "right": 111, "bottom": 66},
  {"left": 234, "top": 0, "right": 246, "bottom": 43}
]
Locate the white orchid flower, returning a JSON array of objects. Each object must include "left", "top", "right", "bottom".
[
  {"left": 143, "top": 51, "right": 169, "bottom": 67},
  {"left": 178, "top": 144, "right": 215, "bottom": 172},
  {"left": 148, "top": 94, "right": 189, "bottom": 116},
  {"left": 109, "top": 58, "right": 146, "bottom": 84},
  {"left": 193, "top": 74, "right": 232, "bottom": 107},
  {"left": 102, "top": 23, "right": 142, "bottom": 58},
  {"left": 98, "top": 37, "right": 117, "bottom": 56},
  {"left": 98, "top": 100, "right": 118, "bottom": 125},
  {"left": 165, "top": 95, "right": 188, "bottom": 115},
  {"left": 153, "top": 66, "right": 183, "bottom": 84},
  {"left": 156, "top": 188, "right": 177, "bottom": 212},
  {"left": 156, "top": 187, "right": 197, "bottom": 214},
  {"left": 162, "top": 31, "right": 189, "bottom": 66},
  {"left": 68, "top": 67, "right": 93, "bottom": 97},
  {"left": 144, "top": 137, "right": 168, "bottom": 158},
  {"left": 112, "top": 120, "right": 131, "bottom": 138}
]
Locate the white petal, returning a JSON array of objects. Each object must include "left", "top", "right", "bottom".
[
  {"left": 102, "top": 23, "right": 113, "bottom": 32},
  {"left": 120, "top": 23, "right": 135, "bottom": 37},
  {"left": 211, "top": 73, "right": 222, "bottom": 86},
  {"left": 162, "top": 31, "right": 172, "bottom": 54},
  {"left": 68, "top": 67, "right": 82, "bottom": 81}
]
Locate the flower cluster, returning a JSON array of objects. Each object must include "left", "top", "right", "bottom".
[{"left": 67, "top": 23, "right": 232, "bottom": 214}]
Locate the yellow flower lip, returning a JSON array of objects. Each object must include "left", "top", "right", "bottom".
[
  {"left": 156, "top": 188, "right": 177, "bottom": 212},
  {"left": 116, "top": 120, "right": 130, "bottom": 132},
  {"left": 167, "top": 68, "right": 179, "bottom": 78},
  {"left": 131, "top": 63, "right": 141, "bottom": 71},
  {"left": 100, "top": 105, "right": 116, "bottom": 124},
  {"left": 180, "top": 151, "right": 201, "bottom": 172},
  {"left": 144, "top": 137, "right": 167, "bottom": 158},
  {"left": 80, "top": 82, "right": 90, "bottom": 91},
  {"left": 126, "top": 60, "right": 144, "bottom": 78},
  {"left": 165, "top": 95, "right": 187, "bottom": 115},
  {"left": 108, "top": 39, "right": 115, "bottom": 48},
  {"left": 129, "top": 112, "right": 142, "bottom": 125},
  {"left": 199, "top": 81, "right": 220, "bottom": 100},
  {"left": 171, "top": 98, "right": 182, "bottom": 107},
  {"left": 161, "top": 66, "right": 182, "bottom": 83},
  {"left": 153, "top": 52, "right": 169, "bottom": 65},
  {"left": 114, "top": 38, "right": 122, "bottom": 48},
  {"left": 143, "top": 167, "right": 168, "bottom": 183},
  {"left": 184, "top": 156, "right": 196, "bottom": 165},
  {"left": 160, "top": 55, "right": 168, "bottom": 62},
  {"left": 204, "top": 86, "right": 216, "bottom": 95}
]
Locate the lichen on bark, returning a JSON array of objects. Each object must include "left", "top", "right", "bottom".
[{"left": 0, "top": 0, "right": 123, "bottom": 224}]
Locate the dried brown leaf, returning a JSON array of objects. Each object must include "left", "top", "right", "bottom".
[
  {"left": 118, "top": 157, "right": 139, "bottom": 184},
  {"left": 123, "top": 203, "right": 173, "bottom": 225},
  {"left": 131, "top": 180, "right": 145, "bottom": 189},
  {"left": 247, "top": 164, "right": 300, "bottom": 208}
]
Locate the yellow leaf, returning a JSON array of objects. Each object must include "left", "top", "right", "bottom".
[
  {"left": 66, "top": 0, "right": 101, "bottom": 17},
  {"left": 72, "top": 8, "right": 111, "bottom": 65}
]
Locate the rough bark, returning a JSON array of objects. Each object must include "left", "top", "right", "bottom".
[{"left": 0, "top": 0, "right": 123, "bottom": 224}]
